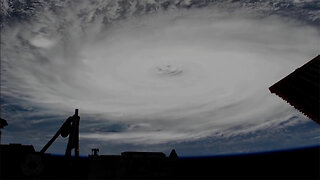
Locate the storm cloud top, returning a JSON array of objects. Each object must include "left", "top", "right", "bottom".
[{"left": 1, "top": 0, "right": 319, "bottom": 155}]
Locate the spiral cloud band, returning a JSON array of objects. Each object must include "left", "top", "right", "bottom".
[
  {"left": 77, "top": 11, "right": 319, "bottom": 144},
  {"left": 1, "top": 1, "right": 320, "bottom": 153}
]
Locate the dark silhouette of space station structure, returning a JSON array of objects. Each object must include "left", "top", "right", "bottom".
[
  {"left": 1, "top": 55, "right": 320, "bottom": 179},
  {"left": 40, "top": 109, "right": 80, "bottom": 157},
  {"left": 269, "top": 55, "right": 320, "bottom": 124},
  {"left": 0, "top": 118, "right": 8, "bottom": 144}
]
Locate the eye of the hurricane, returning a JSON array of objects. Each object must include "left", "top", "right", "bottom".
[{"left": 156, "top": 65, "right": 183, "bottom": 76}]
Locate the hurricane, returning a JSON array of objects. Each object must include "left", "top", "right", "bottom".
[{"left": 1, "top": 0, "right": 320, "bottom": 155}]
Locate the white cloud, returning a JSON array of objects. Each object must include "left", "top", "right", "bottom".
[
  {"left": 30, "top": 35, "right": 57, "bottom": 48},
  {"left": 1, "top": 3, "right": 319, "bottom": 145}
]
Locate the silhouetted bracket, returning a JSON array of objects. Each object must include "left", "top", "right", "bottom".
[
  {"left": 0, "top": 118, "right": 8, "bottom": 129},
  {"left": 40, "top": 109, "right": 80, "bottom": 157},
  {"left": 269, "top": 55, "right": 320, "bottom": 124},
  {"left": 91, "top": 148, "right": 99, "bottom": 156},
  {"left": 169, "top": 149, "right": 178, "bottom": 159},
  {"left": 0, "top": 118, "right": 8, "bottom": 144}
]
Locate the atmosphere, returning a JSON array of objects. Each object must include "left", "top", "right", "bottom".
[{"left": 1, "top": 0, "right": 319, "bottom": 156}]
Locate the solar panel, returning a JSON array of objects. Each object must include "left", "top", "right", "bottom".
[{"left": 269, "top": 55, "right": 320, "bottom": 125}]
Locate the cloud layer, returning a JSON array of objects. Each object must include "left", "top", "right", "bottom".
[{"left": 1, "top": 1, "right": 319, "bottom": 151}]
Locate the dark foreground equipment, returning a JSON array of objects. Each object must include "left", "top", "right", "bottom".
[
  {"left": 0, "top": 118, "right": 8, "bottom": 144},
  {"left": 40, "top": 109, "right": 80, "bottom": 157},
  {"left": 1, "top": 143, "right": 319, "bottom": 179},
  {"left": 269, "top": 55, "right": 320, "bottom": 124}
]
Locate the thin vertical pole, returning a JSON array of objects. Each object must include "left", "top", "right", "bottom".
[{"left": 65, "top": 109, "right": 80, "bottom": 157}]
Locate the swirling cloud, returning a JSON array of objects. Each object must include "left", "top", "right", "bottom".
[{"left": 1, "top": 1, "right": 319, "bottom": 152}]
